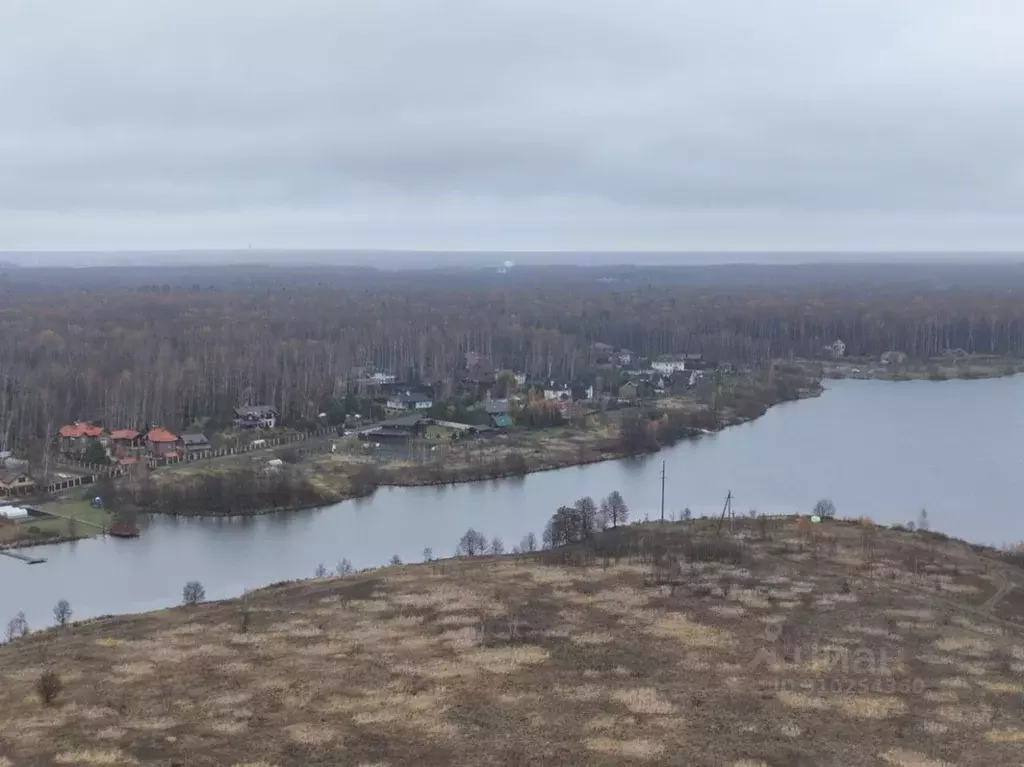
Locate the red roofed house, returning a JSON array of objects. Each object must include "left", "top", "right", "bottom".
[
  {"left": 109, "top": 429, "right": 142, "bottom": 462},
  {"left": 58, "top": 421, "right": 107, "bottom": 456},
  {"left": 145, "top": 428, "right": 180, "bottom": 458}
]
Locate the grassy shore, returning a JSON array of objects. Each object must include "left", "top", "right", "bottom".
[
  {"left": 802, "top": 355, "right": 1021, "bottom": 382},
  {"left": 1, "top": 518, "right": 1022, "bottom": 765},
  {"left": 0, "top": 499, "right": 114, "bottom": 548}
]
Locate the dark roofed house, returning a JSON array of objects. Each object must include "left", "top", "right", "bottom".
[
  {"left": 0, "top": 468, "right": 35, "bottom": 498},
  {"left": 181, "top": 433, "right": 213, "bottom": 457},
  {"left": 484, "top": 399, "right": 512, "bottom": 428},
  {"left": 234, "top": 405, "right": 279, "bottom": 430}
]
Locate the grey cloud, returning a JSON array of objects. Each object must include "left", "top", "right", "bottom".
[{"left": 1, "top": 1, "right": 1023, "bottom": 251}]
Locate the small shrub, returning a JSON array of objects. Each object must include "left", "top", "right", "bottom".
[
  {"left": 237, "top": 602, "right": 251, "bottom": 634},
  {"left": 37, "top": 670, "right": 63, "bottom": 706},
  {"left": 839, "top": 579, "right": 851, "bottom": 594}
]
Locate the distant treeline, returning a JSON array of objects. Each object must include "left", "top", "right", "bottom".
[{"left": 2, "top": 264, "right": 1023, "bottom": 455}]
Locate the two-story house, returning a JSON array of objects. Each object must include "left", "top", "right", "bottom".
[{"left": 233, "top": 405, "right": 279, "bottom": 430}]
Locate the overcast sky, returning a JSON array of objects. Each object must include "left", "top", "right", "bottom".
[{"left": 2, "top": 1, "right": 1024, "bottom": 256}]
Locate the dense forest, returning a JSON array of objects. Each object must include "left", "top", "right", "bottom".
[{"left": 2, "top": 261, "right": 1023, "bottom": 452}]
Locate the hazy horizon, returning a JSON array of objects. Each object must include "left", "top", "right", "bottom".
[
  {"left": 3, "top": 2, "right": 1023, "bottom": 254},
  {"left": 3, "top": 249, "right": 1024, "bottom": 269}
]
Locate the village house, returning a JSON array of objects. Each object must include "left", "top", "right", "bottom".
[
  {"left": 543, "top": 387, "right": 572, "bottom": 402},
  {"left": 880, "top": 351, "right": 907, "bottom": 365},
  {"left": 651, "top": 356, "right": 687, "bottom": 375},
  {"left": 615, "top": 349, "right": 634, "bottom": 366},
  {"left": 484, "top": 399, "right": 512, "bottom": 428},
  {"left": 146, "top": 427, "right": 180, "bottom": 458},
  {"left": 831, "top": 339, "right": 847, "bottom": 358},
  {"left": 58, "top": 421, "right": 107, "bottom": 455},
  {"left": 512, "top": 371, "right": 527, "bottom": 387},
  {"left": 180, "top": 433, "right": 213, "bottom": 457},
  {"left": 385, "top": 392, "right": 433, "bottom": 413},
  {"left": 108, "top": 428, "right": 141, "bottom": 457},
  {"left": 233, "top": 405, "right": 279, "bottom": 430},
  {"left": 0, "top": 468, "right": 36, "bottom": 498},
  {"left": 461, "top": 360, "right": 496, "bottom": 394},
  {"left": 618, "top": 381, "right": 639, "bottom": 401}
]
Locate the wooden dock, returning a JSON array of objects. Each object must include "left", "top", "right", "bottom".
[{"left": 0, "top": 550, "right": 46, "bottom": 565}]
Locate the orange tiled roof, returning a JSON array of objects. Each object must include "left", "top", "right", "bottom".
[
  {"left": 110, "top": 429, "right": 140, "bottom": 440},
  {"left": 146, "top": 428, "right": 178, "bottom": 443},
  {"left": 117, "top": 457, "right": 138, "bottom": 465},
  {"left": 58, "top": 421, "right": 106, "bottom": 438}
]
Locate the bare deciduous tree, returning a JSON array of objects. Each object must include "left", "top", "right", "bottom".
[
  {"left": 5, "top": 611, "right": 28, "bottom": 642},
  {"left": 603, "top": 491, "right": 629, "bottom": 528},
  {"left": 489, "top": 537, "right": 505, "bottom": 555},
  {"left": 182, "top": 581, "right": 206, "bottom": 606},
  {"left": 53, "top": 599, "right": 72, "bottom": 628},
  {"left": 456, "top": 528, "right": 487, "bottom": 556},
  {"left": 813, "top": 499, "right": 836, "bottom": 519}
]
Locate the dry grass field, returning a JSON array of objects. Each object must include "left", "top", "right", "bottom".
[{"left": 1, "top": 518, "right": 1023, "bottom": 766}]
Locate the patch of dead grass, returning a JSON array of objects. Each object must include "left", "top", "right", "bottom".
[
  {"left": 879, "top": 749, "right": 953, "bottom": 767},
  {"left": 611, "top": 687, "right": 674, "bottom": 715},
  {"left": 584, "top": 737, "right": 665, "bottom": 761}
]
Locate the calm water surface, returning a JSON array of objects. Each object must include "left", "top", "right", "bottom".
[{"left": 5, "top": 377, "right": 1023, "bottom": 628}]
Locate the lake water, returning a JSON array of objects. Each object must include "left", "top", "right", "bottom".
[{"left": 4, "top": 377, "right": 1023, "bottom": 629}]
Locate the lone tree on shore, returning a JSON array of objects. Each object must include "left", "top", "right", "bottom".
[
  {"left": 182, "top": 581, "right": 206, "bottom": 606},
  {"left": 601, "top": 491, "right": 630, "bottom": 528},
  {"left": 456, "top": 528, "right": 487, "bottom": 556},
  {"left": 813, "top": 498, "right": 836, "bottom": 519},
  {"left": 53, "top": 599, "right": 72, "bottom": 628},
  {"left": 520, "top": 532, "right": 538, "bottom": 553},
  {"left": 335, "top": 559, "right": 354, "bottom": 576},
  {"left": 490, "top": 537, "right": 505, "bottom": 555}
]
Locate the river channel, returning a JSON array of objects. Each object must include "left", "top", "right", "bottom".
[{"left": 5, "top": 376, "right": 1023, "bottom": 629}]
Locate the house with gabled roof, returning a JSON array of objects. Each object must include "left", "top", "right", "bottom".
[
  {"left": 146, "top": 427, "right": 179, "bottom": 458},
  {"left": 58, "top": 422, "right": 107, "bottom": 455}
]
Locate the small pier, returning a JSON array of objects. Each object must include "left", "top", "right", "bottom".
[{"left": 0, "top": 550, "right": 46, "bottom": 565}]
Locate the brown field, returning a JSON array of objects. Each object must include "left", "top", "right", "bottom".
[{"left": 2, "top": 518, "right": 1022, "bottom": 766}]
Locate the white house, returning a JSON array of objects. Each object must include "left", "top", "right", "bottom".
[
  {"left": 369, "top": 372, "right": 397, "bottom": 384},
  {"left": 513, "top": 372, "right": 527, "bottom": 386},
  {"left": 543, "top": 388, "right": 571, "bottom": 402},
  {"left": 651, "top": 358, "right": 686, "bottom": 375},
  {"left": 831, "top": 339, "right": 846, "bottom": 359},
  {"left": 386, "top": 392, "right": 433, "bottom": 411}
]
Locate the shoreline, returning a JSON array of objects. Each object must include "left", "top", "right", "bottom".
[
  {"left": 142, "top": 383, "right": 824, "bottom": 520},
  {"left": 800, "top": 355, "right": 1020, "bottom": 383}
]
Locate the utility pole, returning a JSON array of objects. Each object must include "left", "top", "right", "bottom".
[
  {"left": 716, "top": 490, "right": 733, "bottom": 535},
  {"left": 660, "top": 461, "right": 666, "bottom": 523}
]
